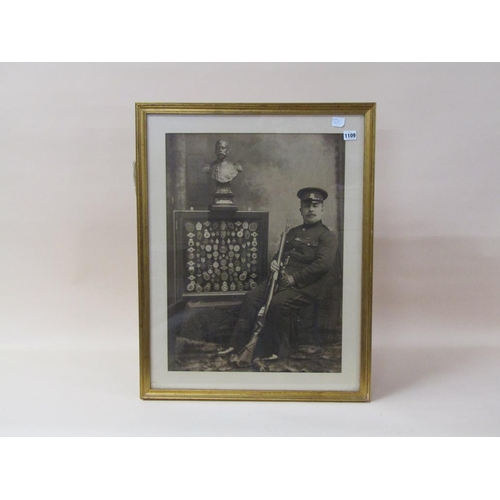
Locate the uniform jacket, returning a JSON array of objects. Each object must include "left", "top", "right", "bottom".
[{"left": 274, "top": 220, "right": 338, "bottom": 299}]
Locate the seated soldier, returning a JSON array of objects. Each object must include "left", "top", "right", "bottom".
[{"left": 219, "top": 187, "right": 337, "bottom": 363}]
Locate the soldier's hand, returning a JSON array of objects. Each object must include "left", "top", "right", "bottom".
[{"left": 270, "top": 260, "right": 280, "bottom": 273}]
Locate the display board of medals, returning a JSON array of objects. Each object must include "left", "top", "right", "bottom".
[{"left": 173, "top": 211, "right": 269, "bottom": 300}]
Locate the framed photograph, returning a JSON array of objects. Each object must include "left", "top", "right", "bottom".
[{"left": 135, "top": 103, "right": 375, "bottom": 402}]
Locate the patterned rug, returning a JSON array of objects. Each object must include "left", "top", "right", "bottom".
[{"left": 171, "top": 337, "right": 341, "bottom": 373}]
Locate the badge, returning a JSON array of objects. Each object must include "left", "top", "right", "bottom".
[
  {"left": 249, "top": 222, "right": 258, "bottom": 231},
  {"left": 196, "top": 222, "right": 202, "bottom": 231}
]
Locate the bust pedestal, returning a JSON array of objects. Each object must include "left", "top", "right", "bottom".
[{"left": 210, "top": 182, "right": 238, "bottom": 212}]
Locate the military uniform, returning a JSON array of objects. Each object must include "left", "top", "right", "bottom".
[
  {"left": 225, "top": 187, "right": 337, "bottom": 360},
  {"left": 275, "top": 219, "right": 337, "bottom": 299}
]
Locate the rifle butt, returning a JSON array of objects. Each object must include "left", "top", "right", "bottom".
[{"left": 234, "top": 332, "right": 259, "bottom": 366}]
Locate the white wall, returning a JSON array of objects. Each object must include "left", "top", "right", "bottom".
[{"left": 1, "top": 62, "right": 499, "bottom": 436}]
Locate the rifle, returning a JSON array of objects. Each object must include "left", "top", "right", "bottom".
[{"left": 233, "top": 219, "right": 290, "bottom": 367}]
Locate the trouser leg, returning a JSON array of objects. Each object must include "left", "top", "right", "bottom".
[{"left": 258, "top": 289, "right": 314, "bottom": 358}]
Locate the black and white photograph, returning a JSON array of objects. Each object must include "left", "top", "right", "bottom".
[
  {"left": 136, "top": 102, "right": 375, "bottom": 401},
  {"left": 166, "top": 133, "right": 345, "bottom": 373}
]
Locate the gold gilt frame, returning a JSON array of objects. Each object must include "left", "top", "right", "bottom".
[{"left": 136, "top": 103, "right": 375, "bottom": 402}]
